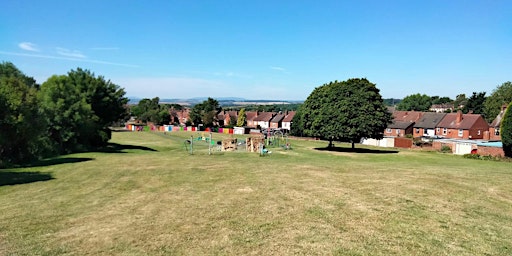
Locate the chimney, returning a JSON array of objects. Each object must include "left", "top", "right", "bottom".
[{"left": 456, "top": 110, "right": 463, "bottom": 123}]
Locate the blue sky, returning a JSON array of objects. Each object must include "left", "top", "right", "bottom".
[{"left": 1, "top": 1, "right": 511, "bottom": 100}]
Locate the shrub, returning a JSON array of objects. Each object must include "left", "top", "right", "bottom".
[{"left": 440, "top": 145, "right": 452, "bottom": 153}]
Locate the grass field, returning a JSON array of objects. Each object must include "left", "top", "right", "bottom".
[{"left": 1, "top": 131, "right": 512, "bottom": 255}]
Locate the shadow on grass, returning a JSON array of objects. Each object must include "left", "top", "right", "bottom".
[
  {"left": 0, "top": 171, "right": 54, "bottom": 186},
  {"left": 96, "top": 143, "right": 158, "bottom": 153},
  {"left": 314, "top": 147, "right": 398, "bottom": 154}
]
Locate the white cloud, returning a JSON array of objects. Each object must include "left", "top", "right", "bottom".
[
  {"left": 0, "top": 51, "right": 138, "bottom": 68},
  {"left": 56, "top": 47, "right": 86, "bottom": 58},
  {"left": 90, "top": 47, "right": 120, "bottom": 51},
  {"left": 270, "top": 66, "right": 286, "bottom": 72},
  {"left": 18, "top": 42, "right": 39, "bottom": 52}
]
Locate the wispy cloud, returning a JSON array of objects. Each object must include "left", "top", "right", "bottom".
[
  {"left": 0, "top": 51, "right": 139, "bottom": 68},
  {"left": 18, "top": 42, "right": 39, "bottom": 52},
  {"left": 270, "top": 66, "right": 286, "bottom": 72},
  {"left": 90, "top": 47, "right": 120, "bottom": 51},
  {"left": 56, "top": 47, "right": 86, "bottom": 58}
]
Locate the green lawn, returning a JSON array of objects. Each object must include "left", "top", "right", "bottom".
[{"left": 1, "top": 131, "right": 511, "bottom": 255}]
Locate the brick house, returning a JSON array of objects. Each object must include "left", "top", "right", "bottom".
[
  {"left": 384, "top": 111, "right": 423, "bottom": 137},
  {"left": 254, "top": 112, "right": 275, "bottom": 129},
  {"left": 436, "top": 111, "right": 489, "bottom": 139},
  {"left": 384, "top": 121, "right": 415, "bottom": 137},
  {"left": 269, "top": 113, "right": 285, "bottom": 129},
  {"left": 430, "top": 104, "right": 454, "bottom": 113},
  {"left": 413, "top": 112, "right": 447, "bottom": 138},
  {"left": 282, "top": 111, "right": 296, "bottom": 132},
  {"left": 245, "top": 111, "right": 259, "bottom": 128},
  {"left": 489, "top": 104, "right": 509, "bottom": 141},
  {"left": 217, "top": 110, "right": 238, "bottom": 127}
]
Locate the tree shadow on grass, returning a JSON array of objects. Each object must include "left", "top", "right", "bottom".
[
  {"left": 96, "top": 142, "right": 158, "bottom": 153},
  {"left": 0, "top": 171, "right": 54, "bottom": 186},
  {"left": 314, "top": 147, "right": 398, "bottom": 154}
]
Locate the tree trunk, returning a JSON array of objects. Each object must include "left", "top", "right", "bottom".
[
  {"left": 351, "top": 141, "right": 355, "bottom": 149},
  {"left": 328, "top": 138, "right": 333, "bottom": 148}
]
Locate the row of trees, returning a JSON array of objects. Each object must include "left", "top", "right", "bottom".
[
  {"left": 0, "top": 62, "right": 128, "bottom": 166},
  {"left": 396, "top": 82, "right": 512, "bottom": 122}
]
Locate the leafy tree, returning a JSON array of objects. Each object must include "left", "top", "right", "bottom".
[
  {"left": 39, "top": 75, "right": 94, "bottom": 153},
  {"left": 39, "top": 69, "right": 128, "bottom": 152},
  {"left": 431, "top": 96, "right": 452, "bottom": 105},
  {"left": 463, "top": 92, "right": 486, "bottom": 115},
  {"left": 189, "top": 97, "right": 220, "bottom": 127},
  {"left": 484, "top": 81, "right": 512, "bottom": 122},
  {"left": 237, "top": 108, "right": 246, "bottom": 127},
  {"left": 501, "top": 102, "right": 512, "bottom": 158},
  {"left": 0, "top": 65, "right": 47, "bottom": 164},
  {"left": 453, "top": 94, "right": 467, "bottom": 109},
  {"left": 298, "top": 78, "right": 392, "bottom": 148},
  {"left": 131, "top": 97, "right": 171, "bottom": 125},
  {"left": 396, "top": 93, "right": 432, "bottom": 111}
]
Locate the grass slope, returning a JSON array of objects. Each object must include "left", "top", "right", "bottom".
[{"left": 1, "top": 131, "right": 512, "bottom": 255}]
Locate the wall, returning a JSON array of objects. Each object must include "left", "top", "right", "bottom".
[
  {"left": 476, "top": 146, "right": 505, "bottom": 157},
  {"left": 394, "top": 137, "right": 413, "bottom": 148}
]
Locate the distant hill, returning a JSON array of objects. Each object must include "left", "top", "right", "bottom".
[{"left": 128, "top": 97, "right": 303, "bottom": 106}]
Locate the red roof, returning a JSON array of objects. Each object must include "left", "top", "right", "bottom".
[
  {"left": 254, "top": 112, "right": 275, "bottom": 122},
  {"left": 245, "top": 111, "right": 258, "bottom": 121},
  {"left": 437, "top": 112, "right": 488, "bottom": 130},
  {"left": 282, "top": 111, "right": 296, "bottom": 122},
  {"left": 392, "top": 111, "right": 423, "bottom": 122}
]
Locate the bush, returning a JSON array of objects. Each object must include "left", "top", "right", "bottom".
[{"left": 440, "top": 145, "right": 452, "bottom": 153}]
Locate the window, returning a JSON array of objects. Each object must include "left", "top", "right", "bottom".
[
  {"left": 495, "top": 127, "right": 500, "bottom": 136},
  {"left": 386, "top": 128, "right": 391, "bottom": 133},
  {"left": 436, "top": 127, "right": 440, "bottom": 133},
  {"left": 396, "top": 129, "right": 401, "bottom": 135},
  {"left": 458, "top": 129, "right": 463, "bottom": 137},
  {"left": 477, "top": 130, "right": 481, "bottom": 136},
  {"left": 443, "top": 128, "right": 447, "bottom": 135},
  {"left": 415, "top": 128, "right": 420, "bottom": 134}
]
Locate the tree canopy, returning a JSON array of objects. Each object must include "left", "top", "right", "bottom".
[
  {"left": 131, "top": 97, "right": 171, "bottom": 125},
  {"left": 296, "top": 78, "right": 392, "bottom": 148},
  {"left": 0, "top": 63, "right": 47, "bottom": 164},
  {"left": 463, "top": 92, "right": 486, "bottom": 115},
  {"left": 484, "top": 81, "right": 512, "bottom": 122},
  {"left": 396, "top": 93, "right": 432, "bottom": 111},
  {"left": 189, "top": 97, "right": 220, "bottom": 127},
  {"left": 501, "top": 102, "right": 512, "bottom": 158}
]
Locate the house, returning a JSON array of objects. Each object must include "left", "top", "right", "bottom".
[
  {"left": 489, "top": 104, "right": 509, "bottom": 141},
  {"left": 217, "top": 110, "right": 238, "bottom": 127},
  {"left": 281, "top": 111, "right": 296, "bottom": 132},
  {"left": 413, "top": 112, "right": 447, "bottom": 138},
  {"left": 436, "top": 111, "right": 489, "bottom": 140},
  {"left": 384, "top": 111, "right": 423, "bottom": 137},
  {"left": 169, "top": 108, "right": 190, "bottom": 126},
  {"left": 253, "top": 112, "right": 275, "bottom": 129},
  {"left": 384, "top": 121, "right": 415, "bottom": 137},
  {"left": 245, "top": 111, "right": 259, "bottom": 128},
  {"left": 269, "top": 113, "right": 285, "bottom": 129},
  {"left": 430, "top": 104, "right": 454, "bottom": 113}
]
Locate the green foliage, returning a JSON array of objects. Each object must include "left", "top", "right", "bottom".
[
  {"left": 0, "top": 67, "right": 48, "bottom": 165},
  {"left": 297, "top": 78, "right": 392, "bottom": 148},
  {"left": 396, "top": 93, "right": 432, "bottom": 111},
  {"left": 484, "top": 81, "right": 512, "bottom": 122},
  {"left": 189, "top": 97, "right": 220, "bottom": 127},
  {"left": 431, "top": 96, "right": 453, "bottom": 105},
  {"left": 237, "top": 108, "right": 246, "bottom": 127},
  {"left": 453, "top": 94, "right": 467, "bottom": 109},
  {"left": 440, "top": 145, "right": 452, "bottom": 153},
  {"left": 383, "top": 98, "right": 401, "bottom": 106},
  {"left": 501, "top": 102, "right": 512, "bottom": 157},
  {"left": 131, "top": 97, "right": 171, "bottom": 125},
  {"left": 463, "top": 92, "right": 486, "bottom": 115}
]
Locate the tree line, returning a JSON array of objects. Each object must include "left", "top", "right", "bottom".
[
  {"left": 0, "top": 62, "right": 128, "bottom": 166},
  {"left": 394, "top": 82, "right": 512, "bottom": 122}
]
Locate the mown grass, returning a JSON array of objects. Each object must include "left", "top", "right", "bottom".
[{"left": 1, "top": 131, "right": 511, "bottom": 255}]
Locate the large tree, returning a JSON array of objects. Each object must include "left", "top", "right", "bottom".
[
  {"left": 396, "top": 93, "right": 432, "bottom": 111},
  {"left": 39, "top": 69, "right": 128, "bottom": 152},
  {"left": 463, "top": 92, "right": 486, "bottom": 115},
  {"left": 236, "top": 108, "right": 246, "bottom": 127},
  {"left": 0, "top": 63, "right": 47, "bottom": 164},
  {"left": 131, "top": 97, "right": 171, "bottom": 125},
  {"left": 501, "top": 102, "right": 512, "bottom": 158},
  {"left": 298, "top": 78, "right": 392, "bottom": 148},
  {"left": 189, "top": 97, "right": 220, "bottom": 127},
  {"left": 484, "top": 81, "right": 512, "bottom": 122}
]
